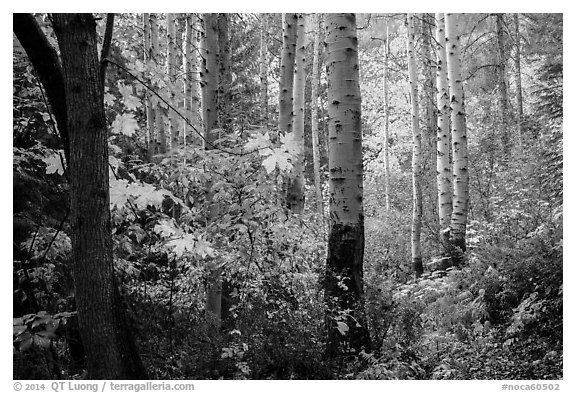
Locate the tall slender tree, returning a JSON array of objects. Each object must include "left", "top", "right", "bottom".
[
  {"left": 278, "top": 13, "right": 297, "bottom": 139},
  {"left": 143, "top": 13, "right": 155, "bottom": 151},
  {"left": 310, "top": 13, "right": 324, "bottom": 215},
  {"left": 286, "top": 13, "right": 306, "bottom": 213},
  {"left": 383, "top": 20, "right": 391, "bottom": 212},
  {"left": 50, "top": 13, "right": 147, "bottom": 379},
  {"left": 167, "top": 13, "right": 179, "bottom": 149},
  {"left": 183, "top": 13, "right": 202, "bottom": 147},
  {"left": 421, "top": 13, "right": 439, "bottom": 225},
  {"left": 435, "top": 13, "right": 452, "bottom": 247},
  {"left": 495, "top": 13, "right": 511, "bottom": 159},
  {"left": 513, "top": 13, "right": 524, "bottom": 149},
  {"left": 201, "top": 13, "right": 220, "bottom": 146},
  {"left": 324, "top": 13, "right": 371, "bottom": 358},
  {"left": 150, "top": 13, "right": 167, "bottom": 154},
  {"left": 217, "top": 13, "right": 232, "bottom": 132},
  {"left": 445, "top": 13, "right": 469, "bottom": 263},
  {"left": 259, "top": 14, "right": 269, "bottom": 125},
  {"left": 407, "top": 13, "right": 423, "bottom": 277}
]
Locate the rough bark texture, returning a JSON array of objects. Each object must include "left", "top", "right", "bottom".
[
  {"left": 51, "top": 13, "right": 147, "bottom": 379},
  {"left": 286, "top": 13, "right": 306, "bottom": 214},
  {"left": 407, "top": 13, "right": 423, "bottom": 277},
  {"left": 259, "top": 14, "right": 269, "bottom": 125},
  {"left": 202, "top": 13, "right": 220, "bottom": 146},
  {"left": 383, "top": 21, "right": 391, "bottom": 212},
  {"left": 435, "top": 13, "right": 453, "bottom": 244},
  {"left": 311, "top": 14, "right": 324, "bottom": 215},
  {"left": 325, "top": 13, "right": 371, "bottom": 358},
  {"left": 445, "top": 13, "right": 470, "bottom": 263},
  {"left": 279, "top": 13, "right": 297, "bottom": 138},
  {"left": 13, "top": 13, "right": 70, "bottom": 163}
]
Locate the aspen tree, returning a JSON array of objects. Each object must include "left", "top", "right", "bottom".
[
  {"left": 286, "top": 13, "right": 306, "bottom": 213},
  {"left": 199, "top": 14, "right": 223, "bottom": 328},
  {"left": 495, "top": 13, "right": 510, "bottom": 158},
  {"left": 143, "top": 13, "right": 155, "bottom": 151},
  {"left": 324, "top": 13, "right": 371, "bottom": 358},
  {"left": 217, "top": 13, "right": 231, "bottom": 131},
  {"left": 183, "top": 14, "right": 202, "bottom": 147},
  {"left": 407, "top": 13, "right": 423, "bottom": 277},
  {"left": 435, "top": 13, "right": 452, "bottom": 244},
  {"left": 150, "top": 13, "right": 167, "bottom": 153},
  {"left": 167, "top": 13, "right": 179, "bottom": 149},
  {"left": 260, "top": 14, "right": 269, "bottom": 125},
  {"left": 445, "top": 13, "right": 469, "bottom": 262},
  {"left": 421, "top": 13, "right": 438, "bottom": 224},
  {"left": 311, "top": 14, "right": 324, "bottom": 215},
  {"left": 202, "top": 13, "right": 219, "bottom": 146},
  {"left": 513, "top": 13, "right": 524, "bottom": 148},
  {"left": 51, "top": 13, "right": 147, "bottom": 379},
  {"left": 278, "top": 13, "right": 297, "bottom": 138},
  {"left": 383, "top": 20, "right": 391, "bottom": 211}
]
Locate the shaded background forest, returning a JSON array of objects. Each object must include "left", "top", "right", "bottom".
[{"left": 13, "top": 13, "right": 562, "bottom": 380}]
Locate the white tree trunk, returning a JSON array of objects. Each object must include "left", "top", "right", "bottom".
[
  {"left": 287, "top": 13, "right": 306, "bottom": 213},
  {"left": 445, "top": 13, "right": 470, "bottom": 261},
  {"left": 407, "top": 13, "right": 423, "bottom": 277},
  {"left": 383, "top": 21, "right": 391, "bottom": 211},
  {"left": 435, "top": 13, "right": 453, "bottom": 240},
  {"left": 143, "top": 13, "right": 155, "bottom": 153},
  {"left": 311, "top": 14, "right": 324, "bottom": 215},
  {"left": 259, "top": 14, "right": 269, "bottom": 125},
  {"left": 150, "top": 13, "right": 167, "bottom": 154},
  {"left": 167, "top": 13, "right": 179, "bottom": 149},
  {"left": 279, "top": 13, "right": 297, "bottom": 138},
  {"left": 325, "top": 13, "right": 370, "bottom": 358}
]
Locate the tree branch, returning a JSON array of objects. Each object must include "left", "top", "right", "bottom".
[
  {"left": 13, "top": 13, "right": 69, "bottom": 163},
  {"left": 99, "top": 13, "right": 115, "bottom": 85}
]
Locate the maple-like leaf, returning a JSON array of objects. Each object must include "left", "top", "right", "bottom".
[
  {"left": 42, "top": 151, "right": 65, "bottom": 175},
  {"left": 262, "top": 155, "right": 277, "bottom": 174},
  {"left": 104, "top": 92, "right": 116, "bottom": 107},
  {"left": 166, "top": 233, "right": 196, "bottom": 258},
  {"left": 153, "top": 219, "right": 177, "bottom": 238},
  {"left": 244, "top": 131, "right": 272, "bottom": 153},
  {"left": 111, "top": 113, "right": 139, "bottom": 137}
]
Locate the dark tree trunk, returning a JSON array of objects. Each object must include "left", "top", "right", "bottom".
[
  {"left": 51, "top": 13, "right": 147, "bottom": 379},
  {"left": 325, "top": 223, "right": 372, "bottom": 358},
  {"left": 13, "top": 14, "right": 70, "bottom": 163}
]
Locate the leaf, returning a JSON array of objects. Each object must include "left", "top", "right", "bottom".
[
  {"left": 262, "top": 155, "right": 277, "bottom": 174},
  {"left": 244, "top": 131, "right": 271, "bottom": 153},
  {"left": 166, "top": 234, "right": 197, "bottom": 258},
  {"left": 104, "top": 92, "right": 116, "bottom": 106},
  {"left": 336, "top": 321, "right": 349, "bottom": 336},
  {"left": 111, "top": 113, "right": 139, "bottom": 137},
  {"left": 13, "top": 325, "right": 27, "bottom": 336},
  {"left": 154, "top": 220, "right": 177, "bottom": 238},
  {"left": 194, "top": 237, "right": 215, "bottom": 258},
  {"left": 42, "top": 152, "right": 65, "bottom": 175}
]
